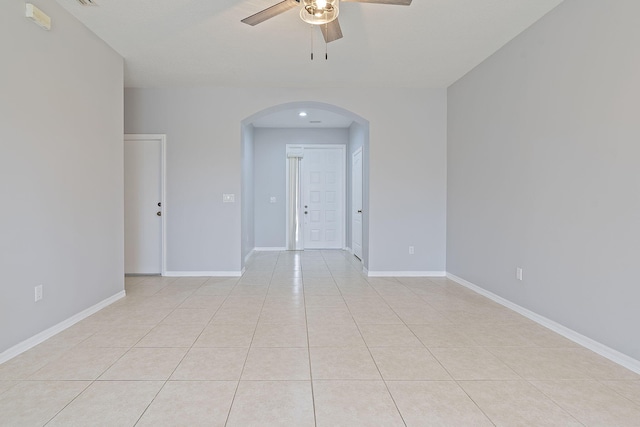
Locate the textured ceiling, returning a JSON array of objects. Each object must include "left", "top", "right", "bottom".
[{"left": 54, "top": 0, "right": 564, "bottom": 89}]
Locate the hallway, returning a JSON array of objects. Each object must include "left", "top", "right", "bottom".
[{"left": 1, "top": 250, "right": 639, "bottom": 425}]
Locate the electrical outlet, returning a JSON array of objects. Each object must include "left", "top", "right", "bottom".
[
  {"left": 408, "top": 246, "right": 415, "bottom": 255},
  {"left": 223, "top": 193, "right": 235, "bottom": 203},
  {"left": 516, "top": 267, "right": 523, "bottom": 281},
  {"left": 35, "top": 285, "right": 43, "bottom": 302}
]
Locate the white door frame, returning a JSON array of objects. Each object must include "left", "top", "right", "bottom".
[
  {"left": 286, "top": 144, "right": 347, "bottom": 250},
  {"left": 351, "top": 146, "right": 363, "bottom": 259},
  {"left": 124, "top": 134, "right": 167, "bottom": 275}
]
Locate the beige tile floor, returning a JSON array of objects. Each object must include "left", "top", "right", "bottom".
[{"left": 1, "top": 250, "right": 640, "bottom": 426}]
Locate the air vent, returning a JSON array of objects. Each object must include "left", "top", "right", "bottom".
[
  {"left": 76, "top": 0, "right": 98, "bottom": 5},
  {"left": 310, "top": 121, "right": 322, "bottom": 124}
]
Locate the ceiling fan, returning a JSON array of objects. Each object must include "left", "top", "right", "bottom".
[{"left": 241, "top": 0, "right": 412, "bottom": 44}]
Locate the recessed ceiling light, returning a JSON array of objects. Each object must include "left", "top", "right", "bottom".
[{"left": 299, "top": 112, "right": 307, "bottom": 117}]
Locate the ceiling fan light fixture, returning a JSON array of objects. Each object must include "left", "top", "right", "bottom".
[{"left": 300, "top": 0, "right": 339, "bottom": 25}]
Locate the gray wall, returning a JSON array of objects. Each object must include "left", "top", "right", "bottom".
[
  {"left": 347, "top": 122, "right": 369, "bottom": 263},
  {"left": 253, "top": 128, "right": 350, "bottom": 249},
  {"left": 447, "top": 0, "right": 640, "bottom": 360},
  {"left": 0, "top": 1, "right": 124, "bottom": 353},
  {"left": 241, "top": 125, "right": 255, "bottom": 266},
  {"left": 369, "top": 91, "right": 447, "bottom": 273},
  {"left": 125, "top": 88, "right": 447, "bottom": 274}
]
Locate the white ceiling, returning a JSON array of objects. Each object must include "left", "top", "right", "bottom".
[
  {"left": 251, "top": 107, "right": 354, "bottom": 128},
  {"left": 54, "top": 0, "right": 564, "bottom": 89}
]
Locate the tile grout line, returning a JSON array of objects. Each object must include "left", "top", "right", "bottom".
[
  {"left": 132, "top": 276, "right": 239, "bottom": 426},
  {"left": 337, "top": 253, "right": 409, "bottom": 427},
  {"left": 363, "top": 276, "right": 495, "bottom": 423},
  {"left": 320, "top": 251, "right": 407, "bottom": 427},
  {"left": 525, "top": 380, "right": 588, "bottom": 426},
  {"left": 43, "top": 277, "right": 187, "bottom": 426},
  {"left": 222, "top": 254, "right": 276, "bottom": 427},
  {"left": 596, "top": 378, "right": 640, "bottom": 411},
  {"left": 301, "top": 251, "right": 319, "bottom": 427},
  {"left": 378, "top": 277, "right": 507, "bottom": 427},
  {"left": 5, "top": 252, "right": 640, "bottom": 425},
  {"left": 41, "top": 380, "right": 93, "bottom": 426}
]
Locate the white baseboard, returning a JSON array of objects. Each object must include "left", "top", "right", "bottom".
[
  {"left": 0, "top": 290, "right": 126, "bottom": 365},
  {"left": 164, "top": 271, "right": 242, "bottom": 277},
  {"left": 243, "top": 249, "right": 255, "bottom": 265},
  {"left": 254, "top": 247, "right": 286, "bottom": 252},
  {"left": 446, "top": 273, "right": 640, "bottom": 375},
  {"left": 368, "top": 271, "right": 447, "bottom": 277}
]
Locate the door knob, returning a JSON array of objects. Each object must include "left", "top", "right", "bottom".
[
  {"left": 157, "top": 211, "right": 162, "bottom": 216},
  {"left": 158, "top": 202, "right": 162, "bottom": 207},
  {"left": 304, "top": 211, "right": 308, "bottom": 214},
  {"left": 357, "top": 210, "right": 362, "bottom": 213}
]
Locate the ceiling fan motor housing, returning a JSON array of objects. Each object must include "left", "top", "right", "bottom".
[
  {"left": 241, "top": 0, "right": 412, "bottom": 44},
  {"left": 301, "top": 0, "right": 339, "bottom": 25}
]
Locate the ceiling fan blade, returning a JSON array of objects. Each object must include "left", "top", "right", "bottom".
[
  {"left": 321, "top": 19, "right": 343, "bottom": 43},
  {"left": 341, "top": 0, "right": 412, "bottom": 5},
  {"left": 241, "top": 0, "right": 300, "bottom": 26}
]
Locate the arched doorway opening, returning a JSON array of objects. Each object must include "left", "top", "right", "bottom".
[{"left": 240, "top": 101, "right": 370, "bottom": 271}]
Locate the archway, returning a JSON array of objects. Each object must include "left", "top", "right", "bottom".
[{"left": 241, "top": 101, "right": 370, "bottom": 271}]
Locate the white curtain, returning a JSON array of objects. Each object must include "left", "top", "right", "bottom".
[{"left": 287, "top": 153, "right": 303, "bottom": 250}]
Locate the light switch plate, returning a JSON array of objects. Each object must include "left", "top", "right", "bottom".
[
  {"left": 35, "top": 285, "right": 43, "bottom": 302},
  {"left": 223, "top": 193, "right": 235, "bottom": 203}
]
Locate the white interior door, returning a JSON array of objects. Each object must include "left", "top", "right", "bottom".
[
  {"left": 352, "top": 147, "right": 363, "bottom": 259},
  {"left": 124, "top": 136, "right": 163, "bottom": 274},
  {"left": 302, "top": 147, "right": 345, "bottom": 249}
]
